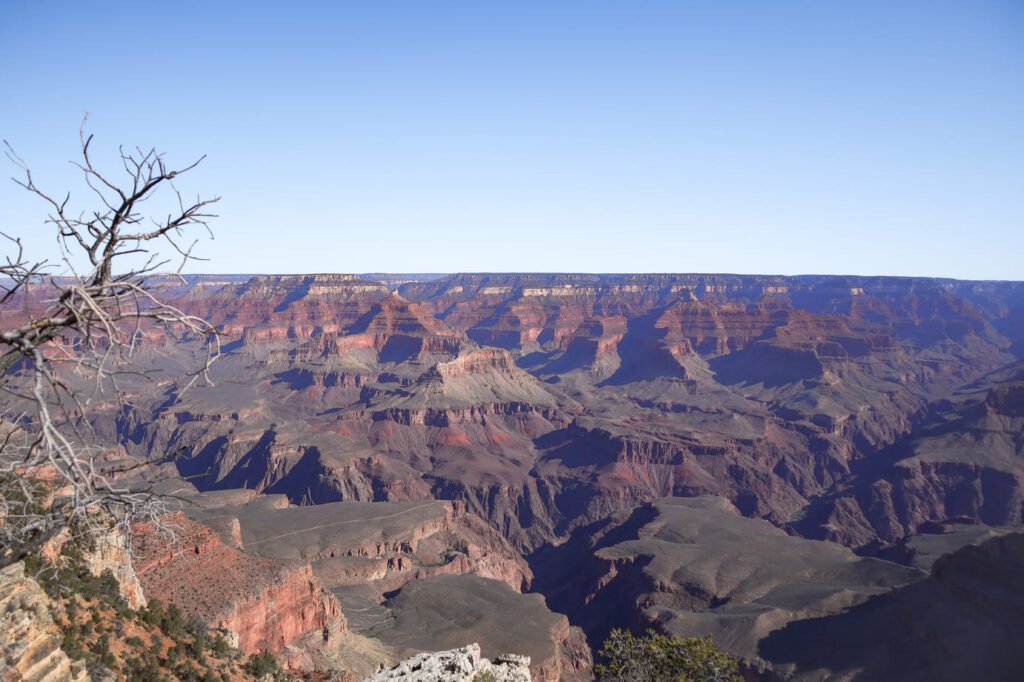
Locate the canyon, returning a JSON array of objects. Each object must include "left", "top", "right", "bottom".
[{"left": 6, "top": 271, "right": 1024, "bottom": 680}]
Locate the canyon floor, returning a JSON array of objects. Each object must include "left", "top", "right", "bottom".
[{"left": 5, "top": 271, "right": 1024, "bottom": 680}]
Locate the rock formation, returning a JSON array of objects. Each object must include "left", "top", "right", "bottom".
[
  {"left": 0, "top": 563, "right": 88, "bottom": 682},
  {"left": 362, "top": 643, "right": 531, "bottom": 682},
  {"left": 373, "top": 575, "right": 591, "bottom": 682},
  {"left": 181, "top": 492, "right": 588, "bottom": 679},
  {"left": 188, "top": 495, "right": 532, "bottom": 593},
  {"left": 131, "top": 512, "right": 344, "bottom": 654},
  {"left": 82, "top": 528, "right": 147, "bottom": 610}
]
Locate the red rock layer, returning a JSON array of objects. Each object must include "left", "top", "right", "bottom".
[{"left": 132, "top": 512, "right": 344, "bottom": 654}]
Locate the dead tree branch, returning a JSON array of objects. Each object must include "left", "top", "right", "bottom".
[{"left": 0, "top": 118, "right": 220, "bottom": 568}]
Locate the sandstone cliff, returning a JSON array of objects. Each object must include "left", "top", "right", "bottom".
[
  {"left": 83, "top": 528, "right": 147, "bottom": 610},
  {"left": 0, "top": 563, "right": 87, "bottom": 682},
  {"left": 132, "top": 512, "right": 344, "bottom": 654}
]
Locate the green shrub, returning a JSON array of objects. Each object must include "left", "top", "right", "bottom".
[
  {"left": 161, "top": 603, "right": 189, "bottom": 639},
  {"left": 96, "top": 633, "right": 116, "bottom": 668},
  {"left": 123, "top": 653, "right": 168, "bottom": 682},
  {"left": 190, "top": 629, "right": 209, "bottom": 657},
  {"left": 141, "top": 598, "right": 165, "bottom": 627},
  {"left": 243, "top": 651, "right": 279, "bottom": 678},
  {"left": 594, "top": 629, "right": 741, "bottom": 682},
  {"left": 60, "top": 629, "right": 85, "bottom": 660},
  {"left": 210, "top": 635, "right": 232, "bottom": 658}
]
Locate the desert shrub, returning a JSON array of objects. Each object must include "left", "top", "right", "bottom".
[
  {"left": 78, "top": 618, "right": 94, "bottom": 638},
  {"left": 174, "top": 660, "right": 204, "bottom": 681},
  {"left": 243, "top": 651, "right": 279, "bottom": 677},
  {"left": 141, "top": 597, "right": 166, "bottom": 626},
  {"left": 123, "top": 653, "right": 169, "bottom": 682},
  {"left": 60, "top": 629, "right": 85, "bottom": 660},
  {"left": 594, "top": 629, "right": 741, "bottom": 682},
  {"left": 95, "top": 569, "right": 128, "bottom": 614},
  {"left": 161, "top": 602, "right": 189, "bottom": 639},
  {"left": 211, "top": 634, "right": 232, "bottom": 658},
  {"left": 95, "top": 633, "right": 116, "bottom": 668},
  {"left": 190, "top": 628, "right": 209, "bottom": 657}
]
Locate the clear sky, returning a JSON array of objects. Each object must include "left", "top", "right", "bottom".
[{"left": 1, "top": 1, "right": 1022, "bottom": 279}]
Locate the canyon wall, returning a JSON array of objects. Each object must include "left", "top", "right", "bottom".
[
  {"left": 132, "top": 512, "right": 344, "bottom": 654},
  {"left": 59, "top": 273, "right": 1019, "bottom": 566},
  {"left": 8, "top": 272, "right": 1023, "bottom": 678}
]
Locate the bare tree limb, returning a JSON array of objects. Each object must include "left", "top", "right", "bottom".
[{"left": 0, "top": 118, "right": 219, "bottom": 569}]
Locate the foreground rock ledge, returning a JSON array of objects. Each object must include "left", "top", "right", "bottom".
[
  {"left": 362, "top": 643, "right": 531, "bottom": 682},
  {"left": 0, "top": 562, "right": 88, "bottom": 682}
]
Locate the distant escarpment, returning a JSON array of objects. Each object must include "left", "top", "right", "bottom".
[
  {"left": 83, "top": 272, "right": 1023, "bottom": 557},
  {"left": 188, "top": 495, "right": 532, "bottom": 593},
  {"left": 531, "top": 495, "right": 1024, "bottom": 680},
  {"left": 794, "top": 364, "right": 1024, "bottom": 547}
]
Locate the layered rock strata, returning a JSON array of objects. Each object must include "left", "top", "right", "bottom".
[
  {"left": 0, "top": 563, "right": 88, "bottom": 682},
  {"left": 132, "top": 512, "right": 344, "bottom": 654},
  {"left": 86, "top": 272, "right": 1023, "bottom": 558},
  {"left": 188, "top": 497, "right": 532, "bottom": 594}
]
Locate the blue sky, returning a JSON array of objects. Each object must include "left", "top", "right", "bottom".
[{"left": 1, "top": 1, "right": 1022, "bottom": 278}]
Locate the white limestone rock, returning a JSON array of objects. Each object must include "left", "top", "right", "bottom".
[{"left": 362, "top": 643, "right": 531, "bottom": 682}]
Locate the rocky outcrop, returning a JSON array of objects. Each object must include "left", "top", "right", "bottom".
[
  {"left": 83, "top": 528, "right": 146, "bottom": 609},
  {"left": 132, "top": 512, "right": 345, "bottom": 654},
  {"left": 217, "top": 562, "right": 344, "bottom": 654},
  {"left": 362, "top": 644, "right": 531, "bottom": 682},
  {"left": 0, "top": 563, "right": 88, "bottom": 682}
]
